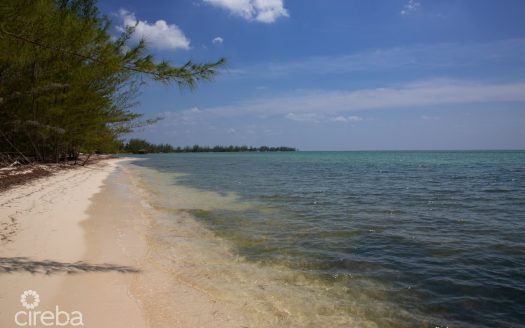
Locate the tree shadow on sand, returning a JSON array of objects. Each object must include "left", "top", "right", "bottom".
[{"left": 0, "top": 257, "right": 140, "bottom": 275}]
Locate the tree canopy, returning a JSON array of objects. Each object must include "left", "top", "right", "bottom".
[
  {"left": 0, "top": 0, "right": 223, "bottom": 165},
  {"left": 121, "top": 139, "right": 296, "bottom": 154}
]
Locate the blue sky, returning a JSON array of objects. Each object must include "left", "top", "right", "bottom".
[{"left": 100, "top": 0, "right": 525, "bottom": 150}]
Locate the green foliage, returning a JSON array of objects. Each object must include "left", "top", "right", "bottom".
[
  {"left": 0, "top": 0, "right": 223, "bottom": 163},
  {"left": 122, "top": 138, "right": 174, "bottom": 154},
  {"left": 122, "top": 139, "right": 296, "bottom": 154}
]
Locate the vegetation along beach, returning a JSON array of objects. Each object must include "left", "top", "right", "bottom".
[{"left": 1, "top": 0, "right": 525, "bottom": 327}]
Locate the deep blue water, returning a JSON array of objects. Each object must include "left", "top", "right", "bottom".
[{"left": 131, "top": 151, "right": 525, "bottom": 327}]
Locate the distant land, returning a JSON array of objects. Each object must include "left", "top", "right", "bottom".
[{"left": 122, "top": 139, "right": 296, "bottom": 154}]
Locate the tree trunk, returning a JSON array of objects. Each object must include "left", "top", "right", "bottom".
[{"left": 81, "top": 152, "right": 93, "bottom": 166}]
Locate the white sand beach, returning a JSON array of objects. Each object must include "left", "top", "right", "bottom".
[{"left": 0, "top": 159, "right": 249, "bottom": 328}]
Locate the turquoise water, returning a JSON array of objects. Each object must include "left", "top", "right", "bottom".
[{"left": 129, "top": 151, "right": 525, "bottom": 327}]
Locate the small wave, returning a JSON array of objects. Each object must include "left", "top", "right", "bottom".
[{"left": 482, "top": 188, "right": 512, "bottom": 193}]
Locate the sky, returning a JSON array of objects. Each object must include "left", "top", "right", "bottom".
[{"left": 99, "top": 0, "right": 525, "bottom": 150}]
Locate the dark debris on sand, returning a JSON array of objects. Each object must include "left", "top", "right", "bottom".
[
  {"left": 0, "top": 257, "right": 140, "bottom": 275},
  {"left": 0, "top": 155, "right": 115, "bottom": 192},
  {"left": 0, "top": 166, "right": 56, "bottom": 192}
]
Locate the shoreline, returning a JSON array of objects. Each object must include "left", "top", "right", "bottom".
[
  {"left": 0, "top": 158, "right": 252, "bottom": 328},
  {"left": 120, "top": 162, "right": 253, "bottom": 328},
  {"left": 0, "top": 158, "right": 147, "bottom": 327}
]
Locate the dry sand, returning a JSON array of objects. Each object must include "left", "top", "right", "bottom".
[
  {"left": 0, "top": 159, "right": 147, "bottom": 327},
  {"left": 0, "top": 158, "right": 252, "bottom": 328}
]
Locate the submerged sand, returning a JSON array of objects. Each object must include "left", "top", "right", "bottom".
[{"left": 0, "top": 159, "right": 250, "bottom": 327}]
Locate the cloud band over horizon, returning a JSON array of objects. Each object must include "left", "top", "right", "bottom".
[{"left": 191, "top": 79, "right": 525, "bottom": 119}]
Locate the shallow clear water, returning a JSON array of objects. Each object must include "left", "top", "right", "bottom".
[{"left": 128, "top": 151, "right": 525, "bottom": 327}]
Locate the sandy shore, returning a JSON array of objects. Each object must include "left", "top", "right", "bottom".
[
  {"left": 0, "top": 158, "right": 252, "bottom": 328},
  {"left": 0, "top": 159, "right": 147, "bottom": 327}
]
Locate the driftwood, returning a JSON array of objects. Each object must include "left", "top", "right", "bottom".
[
  {"left": 9, "top": 160, "right": 22, "bottom": 167},
  {"left": 81, "top": 152, "right": 93, "bottom": 166}
]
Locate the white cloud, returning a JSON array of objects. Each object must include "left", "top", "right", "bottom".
[
  {"left": 118, "top": 9, "right": 190, "bottom": 50},
  {"left": 331, "top": 116, "right": 363, "bottom": 123},
  {"left": 212, "top": 36, "right": 224, "bottom": 44},
  {"left": 285, "top": 113, "right": 363, "bottom": 124},
  {"left": 151, "top": 80, "right": 525, "bottom": 129},
  {"left": 203, "top": 0, "right": 289, "bottom": 23},
  {"left": 285, "top": 112, "right": 322, "bottom": 123},
  {"left": 159, "top": 107, "right": 202, "bottom": 127},
  {"left": 401, "top": 0, "right": 421, "bottom": 15},
  {"left": 202, "top": 79, "right": 525, "bottom": 117},
  {"left": 421, "top": 115, "right": 438, "bottom": 120}
]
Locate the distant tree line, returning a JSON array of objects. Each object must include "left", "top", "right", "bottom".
[
  {"left": 122, "top": 139, "right": 296, "bottom": 154},
  {"left": 0, "top": 0, "right": 223, "bottom": 166}
]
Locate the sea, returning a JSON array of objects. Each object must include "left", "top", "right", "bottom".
[{"left": 124, "top": 151, "right": 525, "bottom": 327}]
